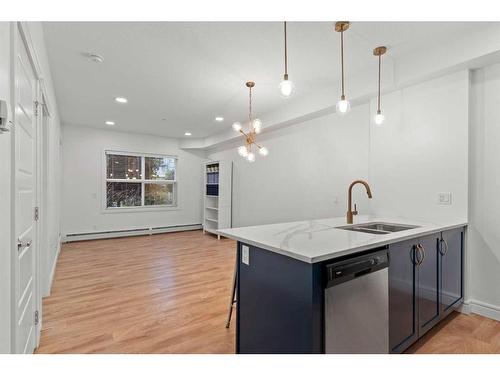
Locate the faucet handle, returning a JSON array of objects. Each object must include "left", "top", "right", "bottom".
[{"left": 353, "top": 203, "right": 358, "bottom": 215}]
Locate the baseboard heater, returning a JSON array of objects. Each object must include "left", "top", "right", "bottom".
[{"left": 63, "top": 223, "right": 203, "bottom": 242}]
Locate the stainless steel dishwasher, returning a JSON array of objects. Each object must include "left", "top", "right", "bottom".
[{"left": 324, "top": 249, "right": 389, "bottom": 354}]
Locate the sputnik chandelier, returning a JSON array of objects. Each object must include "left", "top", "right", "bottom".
[{"left": 232, "top": 81, "right": 268, "bottom": 162}]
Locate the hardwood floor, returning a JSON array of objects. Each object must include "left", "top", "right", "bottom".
[
  {"left": 37, "top": 231, "right": 236, "bottom": 353},
  {"left": 406, "top": 311, "right": 500, "bottom": 354},
  {"left": 37, "top": 230, "right": 499, "bottom": 354}
]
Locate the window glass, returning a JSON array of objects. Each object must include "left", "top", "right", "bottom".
[
  {"left": 105, "top": 152, "right": 177, "bottom": 208},
  {"left": 106, "top": 182, "right": 142, "bottom": 207},
  {"left": 144, "top": 183, "right": 173, "bottom": 206},
  {"left": 107, "top": 154, "right": 142, "bottom": 180},
  {"left": 145, "top": 157, "right": 175, "bottom": 180}
]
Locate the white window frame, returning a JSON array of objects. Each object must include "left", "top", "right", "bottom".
[{"left": 102, "top": 150, "right": 178, "bottom": 213}]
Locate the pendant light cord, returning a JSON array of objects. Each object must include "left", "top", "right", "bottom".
[
  {"left": 377, "top": 54, "right": 381, "bottom": 112},
  {"left": 284, "top": 21, "right": 288, "bottom": 77},
  {"left": 340, "top": 30, "right": 345, "bottom": 97},
  {"left": 248, "top": 86, "right": 252, "bottom": 123}
]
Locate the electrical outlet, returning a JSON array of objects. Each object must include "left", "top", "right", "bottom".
[
  {"left": 437, "top": 192, "right": 452, "bottom": 205},
  {"left": 242, "top": 245, "right": 250, "bottom": 265}
]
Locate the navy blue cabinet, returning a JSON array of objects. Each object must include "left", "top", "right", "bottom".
[
  {"left": 417, "top": 235, "right": 440, "bottom": 337},
  {"left": 389, "top": 228, "right": 464, "bottom": 353},
  {"left": 440, "top": 229, "right": 464, "bottom": 317},
  {"left": 388, "top": 238, "right": 418, "bottom": 353}
]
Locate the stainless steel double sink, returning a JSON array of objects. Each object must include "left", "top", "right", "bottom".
[{"left": 337, "top": 222, "right": 419, "bottom": 235}]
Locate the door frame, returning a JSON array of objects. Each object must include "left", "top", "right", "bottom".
[{"left": 10, "top": 21, "right": 49, "bottom": 353}]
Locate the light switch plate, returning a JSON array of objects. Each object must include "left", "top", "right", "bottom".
[
  {"left": 437, "top": 192, "right": 452, "bottom": 205},
  {"left": 242, "top": 245, "right": 249, "bottom": 265}
]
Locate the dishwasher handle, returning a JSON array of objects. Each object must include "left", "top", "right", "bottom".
[{"left": 326, "top": 250, "right": 389, "bottom": 287}]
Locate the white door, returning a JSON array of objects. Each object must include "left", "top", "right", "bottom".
[{"left": 13, "top": 26, "right": 38, "bottom": 354}]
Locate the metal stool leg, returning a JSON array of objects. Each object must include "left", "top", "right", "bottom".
[{"left": 225, "top": 256, "right": 238, "bottom": 328}]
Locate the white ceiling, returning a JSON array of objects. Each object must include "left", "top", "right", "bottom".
[{"left": 43, "top": 22, "right": 485, "bottom": 138}]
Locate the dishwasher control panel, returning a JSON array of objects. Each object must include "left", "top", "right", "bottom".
[{"left": 325, "top": 249, "right": 389, "bottom": 287}]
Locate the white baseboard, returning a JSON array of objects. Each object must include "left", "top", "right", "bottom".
[
  {"left": 45, "top": 236, "right": 61, "bottom": 297},
  {"left": 460, "top": 300, "right": 500, "bottom": 321},
  {"left": 62, "top": 224, "right": 203, "bottom": 242}
]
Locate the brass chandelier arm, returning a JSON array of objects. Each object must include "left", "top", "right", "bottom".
[{"left": 253, "top": 142, "right": 264, "bottom": 150}]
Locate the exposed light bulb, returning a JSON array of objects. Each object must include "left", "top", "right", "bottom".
[
  {"left": 247, "top": 152, "right": 255, "bottom": 162},
  {"left": 114, "top": 97, "right": 128, "bottom": 103},
  {"left": 232, "top": 122, "right": 242, "bottom": 132},
  {"left": 259, "top": 147, "right": 269, "bottom": 156},
  {"left": 279, "top": 79, "right": 294, "bottom": 97},
  {"left": 336, "top": 98, "right": 350, "bottom": 114},
  {"left": 238, "top": 146, "right": 248, "bottom": 157},
  {"left": 374, "top": 111, "right": 385, "bottom": 126},
  {"left": 253, "top": 119, "right": 262, "bottom": 134}
]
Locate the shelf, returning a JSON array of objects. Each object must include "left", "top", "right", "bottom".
[
  {"left": 205, "top": 218, "right": 218, "bottom": 223},
  {"left": 206, "top": 183, "right": 219, "bottom": 185},
  {"left": 205, "top": 195, "right": 219, "bottom": 198},
  {"left": 205, "top": 206, "right": 218, "bottom": 211}
]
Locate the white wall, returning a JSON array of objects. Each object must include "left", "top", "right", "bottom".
[
  {"left": 368, "top": 70, "right": 469, "bottom": 223},
  {"left": 208, "top": 104, "right": 371, "bottom": 227},
  {"left": 468, "top": 65, "right": 500, "bottom": 318},
  {"left": 61, "top": 125, "right": 205, "bottom": 235}
]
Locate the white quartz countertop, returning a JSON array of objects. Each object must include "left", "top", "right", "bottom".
[{"left": 217, "top": 216, "right": 467, "bottom": 263}]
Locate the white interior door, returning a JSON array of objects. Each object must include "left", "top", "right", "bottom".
[{"left": 13, "top": 26, "right": 38, "bottom": 354}]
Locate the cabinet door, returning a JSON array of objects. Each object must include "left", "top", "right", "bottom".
[
  {"left": 416, "top": 235, "right": 440, "bottom": 337},
  {"left": 389, "top": 239, "right": 418, "bottom": 353},
  {"left": 440, "top": 229, "right": 463, "bottom": 316}
]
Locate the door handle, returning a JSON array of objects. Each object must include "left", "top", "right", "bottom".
[
  {"left": 17, "top": 239, "right": 32, "bottom": 251},
  {"left": 439, "top": 238, "right": 448, "bottom": 256}
]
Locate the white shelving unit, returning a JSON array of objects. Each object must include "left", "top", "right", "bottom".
[{"left": 203, "top": 160, "right": 233, "bottom": 239}]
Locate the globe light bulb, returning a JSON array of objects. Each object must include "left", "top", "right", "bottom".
[
  {"left": 279, "top": 79, "right": 294, "bottom": 97},
  {"left": 374, "top": 111, "right": 385, "bottom": 126},
  {"left": 247, "top": 152, "right": 255, "bottom": 162},
  {"left": 259, "top": 147, "right": 269, "bottom": 156},
  {"left": 253, "top": 119, "right": 262, "bottom": 134},
  {"left": 238, "top": 145, "right": 248, "bottom": 157},
  {"left": 336, "top": 98, "right": 350, "bottom": 114},
  {"left": 232, "top": 122, "right": 242, "bottom": 132}
]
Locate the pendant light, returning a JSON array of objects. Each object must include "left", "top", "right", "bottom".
[
  {"left": 373, "top": 46, "right": 387, "bottom": 125},
  {"left": 232, "top": 81, "right": 268, "bottom": 162},
  {"left": 279, "top": 21, "right": 294, "bottom": 97},
  {"left": 335, "top": 21, "right": 350, "bottom": 114}
]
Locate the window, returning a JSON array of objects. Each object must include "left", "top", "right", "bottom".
[{"left": 105, "top": 151, "right": 177, "bottom": 209}]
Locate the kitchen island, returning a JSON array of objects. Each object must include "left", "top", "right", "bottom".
[{"left": 218, "top": 216, "right": 467, "bottom": 354}]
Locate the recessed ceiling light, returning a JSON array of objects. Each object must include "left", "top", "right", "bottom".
[
  {"left": 105, "top": 121, "right": 115, "bottom": 126},
  {"left": 114, "top": 97, "right": 128, "bottom": 103},
  {"left": 215, "top": 116, "right": 224, "bottom": 122},
  {"left": 185, "top": 132, "right": 192, "bottom": 136},
  {"left": 87, "top": 53, "right": 104, "bottom": 63}
]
